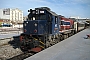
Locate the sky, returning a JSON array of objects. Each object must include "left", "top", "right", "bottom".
[{"left": 0, "top": 0, "right": 90, "bottom": 18}]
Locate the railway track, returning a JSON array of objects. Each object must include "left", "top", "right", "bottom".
[
  {"left": 7, "top": 52, "right": 36, "bottom": 60},
  {"left": 0, "top": 36, "right": 19, "bottom": 46},
  {"left": 0, "top": 38, "right": 13, "bottom": 46}
]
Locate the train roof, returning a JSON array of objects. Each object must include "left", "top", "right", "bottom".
[
  {"left": 48, "top": 10, "right": 58, "bottom": 16},
  {"left": 35, "top": 7, "right": 58, "bottom": 16}
]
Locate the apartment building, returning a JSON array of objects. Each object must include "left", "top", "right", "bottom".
[
  {"left": 10, "top": 8, "right": 23, "bottom": 23},
  {"left": 0, "top": 8, "right": 23, "bottom": 24}
]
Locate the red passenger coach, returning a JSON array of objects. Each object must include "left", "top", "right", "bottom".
[{"left": 60, "top": 16, "right": 74, "bottom": 31}]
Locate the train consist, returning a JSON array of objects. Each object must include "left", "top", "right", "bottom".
[{"left": 20, "top": 7, "right": 86, "bottom": 52}]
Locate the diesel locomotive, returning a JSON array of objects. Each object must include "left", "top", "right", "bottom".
[{"left": 20, "top": 7, "right": 61, "bottom": 52}]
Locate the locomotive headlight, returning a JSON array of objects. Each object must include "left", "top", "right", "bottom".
[
  {"left": 24, "top": 22, "right": 28, "bottom": 26},
  {"left": 40, "top": 10, "right": 44, "bottom": 13},
  {"left": 32, "top": 11, "right": 35, "bottom": 14},
  {"left": 26, "top": 22, "right": 28, "bottom": 23},
  {"left": 36, "top": 9, "right": 39, "bottom": 14},
  {"left": 34, "top": 23, "right": 37, "bottom": 26},
  {"left": 36, "top": 13, "right": 38, "bottom": 14}
]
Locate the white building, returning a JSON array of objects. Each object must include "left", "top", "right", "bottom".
[
  {"left": 10, "top": 8, "right": 23, "bottom": 23},
  {"left": 0, "top": 8, "right": 23, "bottom": 24},
  {"left": 23, "top": 16, "right": 28, "bottom": 21}
]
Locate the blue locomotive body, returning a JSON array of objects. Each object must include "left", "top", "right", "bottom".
[
  {"left": 20, "top": 7, "right": 61, "bottom": 52},
  {"left": 23, "top": 19, "right": 60, "bottom": 35}
]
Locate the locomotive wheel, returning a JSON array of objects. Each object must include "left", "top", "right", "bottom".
[
  {"left": 52, "top": 39, "right": 56, "bottom": 45},
  {"left": 58, "top": 35, "right": 61, "bottom": 42},
  {"left": 55, "top": 36, "right": 60, "bottom": 43},
  {"left": 55, "top": 37, "right": 59, "bottom": 44},
  {"left": 20, "top": 42, "right": 28, "bottom": 51},
  {"left": 46, "top": 41, "right": 51, "bottom": 48},
  {"left": 20, "top": 37, "right": 29, "bottom": 51},
  {"left": 49, "top": 39, "right": 55, "bottom": 46},
  {"left": 55, "top": 39, "right": 58, "bottom": 44}
]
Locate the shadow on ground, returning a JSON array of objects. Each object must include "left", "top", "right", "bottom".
[{"left": 8, "top": 36, "right": 20, "bottom": 49}]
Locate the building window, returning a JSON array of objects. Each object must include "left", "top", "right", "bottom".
[{"left": 3, "top": 11, "right": 5, "bottom": 15}]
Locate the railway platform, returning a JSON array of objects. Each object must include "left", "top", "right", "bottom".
[{"left": 25, "top": 27, "right": 90, "bottom": 60}]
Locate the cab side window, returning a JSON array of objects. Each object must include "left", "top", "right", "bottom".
[{"left": 55, "top": 16, "right": 58, "bottom": 24}]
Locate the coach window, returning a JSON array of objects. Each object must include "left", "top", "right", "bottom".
[
  {"left": 64, "top": 22, "right": 70, "bottom": 25},
  {"left": 61, "top": 21, "right": 63, "bottom": 25}
]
